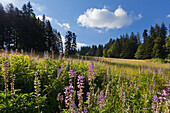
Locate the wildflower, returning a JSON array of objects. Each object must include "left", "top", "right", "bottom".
[
  {"left": 3, "top": 61, "right": 10, "bottom": 93},
  {"left": 153, "top": 68, "right": 158, "bottom": 75},
  {"left": 77, "top": 75, "right": 84, "bottom": 112},
  {"left": 88, "top": 61, "right": 95, "bottom": 85},
  {"left": 34, "top": 72, "right": 41, "bottom": 113},
  {"left": 64, "top": 86, "right": 69, "bottom": 107},
  {"left": 84, "top": 107, "right": 88, "bottom": 113},
  {"left": 143, "top": 108, "right": 147, "bottom": 113},
  {"left": 98, "top": 91, "right": 105, "bottom": 109},
  {"left": 57, "top": 93, "right": 64, "bottom": 111},
  {"left": 10, "top": 74, "right": 15, "bottom": 98},
  {"left": 69, "top": 70, "right": 76, "bottom": 78},
  {"left": 152, "top": 95, "right": 159, "bottom": 113},
  {"left": 21, "top": 49, "right": 23, "bottom": 54},
  {"left": 64, "top": 84, "right": 76, "bottom": 113},
  {"left": 119, "top": 87, "right": 123, "bottom": 103}
]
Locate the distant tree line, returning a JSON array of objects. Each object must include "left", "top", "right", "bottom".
[
  {"left": 78, "top": 23, "right": 170, "bottom": 59},
  {"left": 0, "top": 2, "right": 64, "bottom": 54}
]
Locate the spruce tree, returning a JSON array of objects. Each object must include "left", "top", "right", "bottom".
[
  {"left": 143, "top": 29, "right": 148, "bottom": 43},
  {"left": 71, "top": 33, "right": 77, "bottom": 54},
  {"left": 135, "top": 44, "right": 145, "bottom": 59},
  {"left": 65, "top": 31, "right": 72, "bottom": 56}
]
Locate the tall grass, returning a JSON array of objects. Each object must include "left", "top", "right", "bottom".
[{"left": 0, "top": 50, "right": 169, "bottom": 112}]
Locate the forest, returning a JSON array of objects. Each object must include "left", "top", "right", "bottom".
[
  {"left": 0, "top": 2, "right": 64, "bottom": 54},
  {"left": 0, "top": 3, "right": 170, "bottom": 60},
  {"left": 79, "top": 24, "right": 170, "bottom": 59}
]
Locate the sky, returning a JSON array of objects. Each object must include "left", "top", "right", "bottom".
[{"left": 0, "top": 0, "right": 170, "bottom": 49}]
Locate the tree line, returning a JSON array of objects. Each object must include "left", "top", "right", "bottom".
[
  {"left": 79, "top": 23, "right": 170, "bottom": 59},
  {"left": 0, "top": 2, "right": 74, "bottom": 54}
]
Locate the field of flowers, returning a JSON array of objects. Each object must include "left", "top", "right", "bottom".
[{"left": 0, "top": 50, "right": 169, "bottom": 113}]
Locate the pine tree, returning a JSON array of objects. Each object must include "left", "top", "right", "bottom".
[
  {"left": 143, "top": 36, "right": 153, "bottom": 59},
  {"left": 96, "top": 45, "right": 103, "bottom": 57},
  {"left": 103, "top": 38, "right": 114, "bottom": 57},
  {"left": 135, "top": 44, "right": 145, "bottom": 59},
  {"left": 152, "top": 33, "right": 163, "bottom": 58},
  {"left": 0, "top": 4, "right": 5, "bottom": 49},
  {"left": 65, "top": 31, "right": 72, "bottom": 56},
  {"left": 165, "top": 36, "right": 170, "bottom": 58},
  {"left": 107, "top": 38, "right": 120, "bottom": 58},
  {"left": 71, "top": 33, "right": 77, "bottom": 54},
  {"left": 143, "top": 29, "right": 148, "bottom": 43}
]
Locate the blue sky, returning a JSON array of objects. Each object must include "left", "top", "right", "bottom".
[{"left": 0, "top": 0, "right": 170, "bottom": 48}]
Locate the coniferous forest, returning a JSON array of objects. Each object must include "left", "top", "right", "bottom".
[
  {"left": 0, "top": 2, "right": 170, "bottom": 59},
  {"left": 79, "top": 24, "right": 170, "bottom": 59},
  {"left": 0, "top": 2, "right": 64, "bottom": 54}
]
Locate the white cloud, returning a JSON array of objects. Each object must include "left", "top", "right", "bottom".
[
  {"left": 77, "top": 5, "right": 142, "bottom": 30},
  {"left": 36, "top": 15, "right": 53, "bottom": 22},
  {"left": 31, "top": 2, "right": 46, "bottom": 12},
  {"left": 77, "top": 42, "right": 87, "bottom": 49},
  {"left": 167, "top": 14, "right": 170, "bottom": 18},
  {"left": 55, "top": 19, "right": 70, "bottom": 30}
]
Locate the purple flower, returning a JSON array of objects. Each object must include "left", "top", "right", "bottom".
[
  {"left": 69, "top": 70, "right": 76, "bottom": 78},
  {"left": 143, "top": 108, "right": 147, "bottom": 113},
  {"left": 64, "top": 87, "right": 69, "bottom": 107},
  {"left": 98, "top": 91, "right": 105, "bottom": 109},
  {"left": 88, "top": 61, "right": 95, "bottom": 85},
  {"left": 77, "top": 75, "right": 84, "bottom": 112},
  {"left": 152, "top": 95, "right": 159, "bottom": 112},
  {"left": 84, "top": 107, "right": 88, "bottom": 113},
  {"left": 157, "top": 92, "right": 161, "bottom": 95}
]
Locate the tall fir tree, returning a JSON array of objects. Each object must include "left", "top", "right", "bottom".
[
  {"left": 65, "top": 31, "right": 72, "bottom": 56},
  {"left": 71, "top": 33, "right": 77, "bottom": 54}
]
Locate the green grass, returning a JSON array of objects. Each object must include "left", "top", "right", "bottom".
[{"left": 0, "top": 52, "right": 169, "bottom": 112}]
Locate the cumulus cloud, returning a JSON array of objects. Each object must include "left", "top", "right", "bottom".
[
  {"left": 77, "top": 6, "right": 142, "bottom": 30},
  {"left": 36, "top": 15, "right": 53, "bottom": 22},
  {"left": 55, "top": 19, "right": 70, "bottom": 30},
  {"left": 167, "top": 14, "right": 170, "bottom": 18}
]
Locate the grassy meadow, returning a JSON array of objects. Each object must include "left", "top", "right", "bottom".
[{"left": 0, "top": 50, "right": 169, "bottom": 113}]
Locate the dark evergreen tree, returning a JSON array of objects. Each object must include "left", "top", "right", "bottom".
[
  {"left": 129, "top": 32, "right": 138, "bottom": 58},
  {"left": 135, "top": 44, "right": 145, "bottom": 59},
  {"left": 65, "top": 31, "right": 72, "bottom": 56},
  {"left": 103, "top": 38, "right": 114, "bottom": 57},
  {"left": 143, "top": 36, "right": 154, "bottom": 59},
  {"left": 88, "top": 45, "right": 97, "bottom": 56},
  {"left": 107, "top": 38, "right": 120, "bottom": 58},
  {"left": 143, "top": 29, "right": 148, "bottom": 43},
  {"left": 165, "top": 36, "right": 170, "bottom": 58},
  {"left": 96, "top": 45, "right": 103, "bottom": 57},
  {"left": 71, "top": 33, "right": 77, "bottom": 54},
  {"left": 79, "top": 46, "right": 91, "bottom": 56},
  {"left": 0, "top": 4, "right": 6, "bottom": 49},
  {"left": 152, "top": 33, "right": 164, "bottom": 58}
]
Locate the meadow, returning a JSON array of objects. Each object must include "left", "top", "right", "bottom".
[{"left": 0, "top": 50, "right": 169, "bottom": 113}]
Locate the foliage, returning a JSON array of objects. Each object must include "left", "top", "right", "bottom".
[
  {"left": 0, "top": 52, "right": 169, "bottom": 112},
  {"left": 79, "top": 23, "right": 169, "bottom": 59},
  {"left": 0, "top": 2, "right": 63, "bottom": 53}
]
